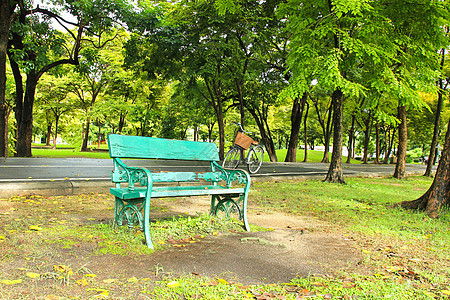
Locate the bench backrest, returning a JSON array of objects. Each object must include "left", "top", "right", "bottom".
[{"left": 108, "top": 134, "right": 220, "bottom": 162}]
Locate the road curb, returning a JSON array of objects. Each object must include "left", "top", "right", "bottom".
[{"left": 0, "top": 180, "right": 112, "bottom": 198}]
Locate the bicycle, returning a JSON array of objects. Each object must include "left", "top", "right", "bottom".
[{"left": 222, "top": 122, "right": 264, "bottom": 174}]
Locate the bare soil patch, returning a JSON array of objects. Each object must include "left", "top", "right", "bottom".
[{"left": 0, "top": 193, "right": 361, "bottom": 298}]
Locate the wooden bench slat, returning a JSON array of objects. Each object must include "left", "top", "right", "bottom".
[
  {"left": 152, "top": 171, "right": 222, "bottom": 183},
  {"left": 110, "top": 185, "right": 245, "bottom": 200},
  {"left": 108, "top": 134, "right": 220, "bottom": 161}
]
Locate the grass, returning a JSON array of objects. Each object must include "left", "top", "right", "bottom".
[
  {"left": 32, "top": 143, "right": 363, "bottom": 164},
  {"left": 31, "top": 144, "right": 110, "bottom": 159},
  {"left": 266, "top": 148, "right": 363, "bottom": 164},
  {"left": 1, "top": 177, "right": 449, "bottom": 299},
  {"left": 252, "top": 177, "right": 450, "bottom": 259},
  {"left": 249, "top": 176, "right": 450, "bottom": 299}
]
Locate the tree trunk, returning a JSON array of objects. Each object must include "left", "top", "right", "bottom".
[
  {"left": 0, "top": 50, "right": 6, "bottom": 157},
  {"left": 0, "top": 0, "right": 12, "bottom": 158},
  {"left": 97, "top": 121, "right": 101, "bottom": 149},
  {"left": 321, "top": 101, "right": 333, "bottom": 163},
  {"left": 53, "top": 116, "right": 59, "bottom": 150},
  {"left": 46, "top": 123, "right": 52, "bottom": 146},
  {"left": 346, "top": 115, "right": 355, "bottom": 164},
  {"left": 424, "top": 52, "right": 445, "bottom": 176},
  {"left": 118, "top": 113, "right": 126, "bottom": 133},
  {"left": 397, "top": 118, "right": 450, "bottom": 218},
  {"left": 324, "top": 89, "right": 345, "bottom": 184},
  {"left": 362, "top": 113, "right": 372, "bottom": 164},
  {"left": 217, "top": 106, "right": 225, "bottom": 160},
  {"left": 285, "top": 93, "right": 307, "bottom": 162},
  {"left": 394, "top": 105, "right": 407, "bottom": 179},
  {"left": 15, "top": 71, "right": 37, "bottom": 157},
  {"left": 374, "top": 121, "right": 380, "bottom": 164},
  {"left": 383, "top": 127, "right": 396, "bottom": 164},
  {"left": 245, "top": 101, "right": 278, "bottom": 162},
  {"left": 81, "top": 116, "right": 91, "bottom": 152},
  {"left": 207, "top": 122, "right": 214, "bottom": 142},
  {"left": 303, "top": 101, "right": 309, "bottom": 162},
  {"left": 262, "top": 117, "right": 277, "bottom": 162}
]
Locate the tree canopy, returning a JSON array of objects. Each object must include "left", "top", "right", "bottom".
[{"left": 1, "top": 0, "right": 450, "bottom": 215}]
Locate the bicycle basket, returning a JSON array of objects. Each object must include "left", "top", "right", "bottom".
[{"left": 234, "top": 131, "right": 254, "bottom": 150}]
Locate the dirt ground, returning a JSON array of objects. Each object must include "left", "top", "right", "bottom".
[
  {"left": 149, "top": 197, "right": 362, "bottom": 284},
  {"left": 0, "top": 193, "right": 362, "bottom": 298}
]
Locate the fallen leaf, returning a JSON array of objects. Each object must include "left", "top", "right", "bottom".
[
  {"left": 1, "top": 279, "right": 22, "bottom": 285},
  {"left": 167, "top": 281, "right": 180, "bottom": 288},
  {"left": 26, "top": 272, "right": 41, "bottom": 279},
  {"left": 103, "top": 278, "right": 117, "bottom": 284},
  {"left": 53, "top": 265, "right": 73, "bottom": 275},
  {"left": 441, "top": 290, "right": 450, "bottom": 296},
  {"left": 29, "top": 225, "right": 42, "bottom": 231},
  {"left": 217, "top": 278, "right": 228, "bottom": 285},
  {"left": 127, "top": 277, "right": 138, "bottom": 283},
  {"left": 76, "top": 278, "right": 89, "bottom": 286},
  {"left": 87, "top": 288, "right": 109, "bottom": 296}
]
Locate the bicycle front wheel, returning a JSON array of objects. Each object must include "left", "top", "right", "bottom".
[
  {"left": 247, "top": 146, "right": 264, "bottom": 174},
  {"left": 222, "top": 147, "right": 241, "bottom": 169}
]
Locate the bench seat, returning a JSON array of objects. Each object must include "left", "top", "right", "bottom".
[{"left": 110, "top": 185, "right": 245, "bottom": 199}]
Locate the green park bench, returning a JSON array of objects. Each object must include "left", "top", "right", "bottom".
[{"left": 107, "top": 134, "right": 251, "bottom": 249}]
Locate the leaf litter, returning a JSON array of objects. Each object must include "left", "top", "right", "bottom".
[{"left": 0, "top": 191, "right": 448, "bottom": 299}]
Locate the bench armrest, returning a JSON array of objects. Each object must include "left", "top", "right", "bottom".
[
  {"left": 112, "top": 158, "right": 153, "bottom": 190},
  {"left": 212, "top": 161, "right": 251, "bottom": 189}
]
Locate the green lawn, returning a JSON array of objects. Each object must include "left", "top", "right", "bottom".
[
  {"left": 0, "top": 176, "right": 448, "bottom": 299},
  {"left": 32, "top": 143, "right": 363, "bottom": 164},
  {"left": 266, "top": 148, "right": 363, "bottom": 164},
  {"left": 32, "top": 144, "right": 110, "bottom": 159}
]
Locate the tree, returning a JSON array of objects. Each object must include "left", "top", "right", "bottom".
[
  {"left": 36, "top": 74, "right": 73, "bottom": 149},
  {"left": 0, "top": 0, "right": 23, "bottom": 157},
  {"left": 69, "top": 31, "right": 127, "bottom": 151},
  {"left": 379, "top": 1, "right": 449, "bottom": 179},
  {"left": 280, "top": 0, "right": 391, "bottom": 183},
  {"left": 244, "top": 68, "right": 283, "bottom": 162},
  {"left": 425, "top": 47, "right": 449, "bottom": 177},
  {"left": 393, "top": 104, "right": 407, "bottom": 178},
  {"left": 5, "top": 0, "right": 130, "bottom": 157},
  {"left": 310, "top": 91, "right": 333, "bottom": 163},
  {"left": 8, "top": 6, "right": 82, "bottom": 156},
  {"left": 397, "top": 117, "right": 450, "bottom": 218}
]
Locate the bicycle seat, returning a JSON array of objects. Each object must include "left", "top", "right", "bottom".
[{"left": 252, "top": 141, "right": 259, "bottom": 145}]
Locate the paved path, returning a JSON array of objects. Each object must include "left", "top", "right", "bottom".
[{"left": 0, "top": 157, "right": 430, "bottom": 197}]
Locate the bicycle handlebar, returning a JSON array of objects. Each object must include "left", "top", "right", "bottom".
[{"left": 232, "top": 121, "right": 252, "bottom": 135}]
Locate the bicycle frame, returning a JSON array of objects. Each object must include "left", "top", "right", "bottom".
[{"left": 222, "top": 121, "right": 264, "bottom": 174}]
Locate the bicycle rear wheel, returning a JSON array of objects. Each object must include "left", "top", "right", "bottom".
[
  {"left": 222, "top": 147, "right": 241, "bottom": 169},
  {"left": 247, "top": 145, "right": 264, "bottom": 174}
]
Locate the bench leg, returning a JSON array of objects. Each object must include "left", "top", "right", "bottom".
[
  {"left": 113, "top": 197, "right": 122, "bottom": 229},
  {"left": 210, "top": 195, "right": 250, "bottom": 231},
  {"left": 240, "top": 193, "right": 250, "bottom": 231},
  {"left": 143, "top": 196, "right": 154, "bottom": 249},
  {"left": 114, "top": 197, "right": 145, "bottom": 232}
]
